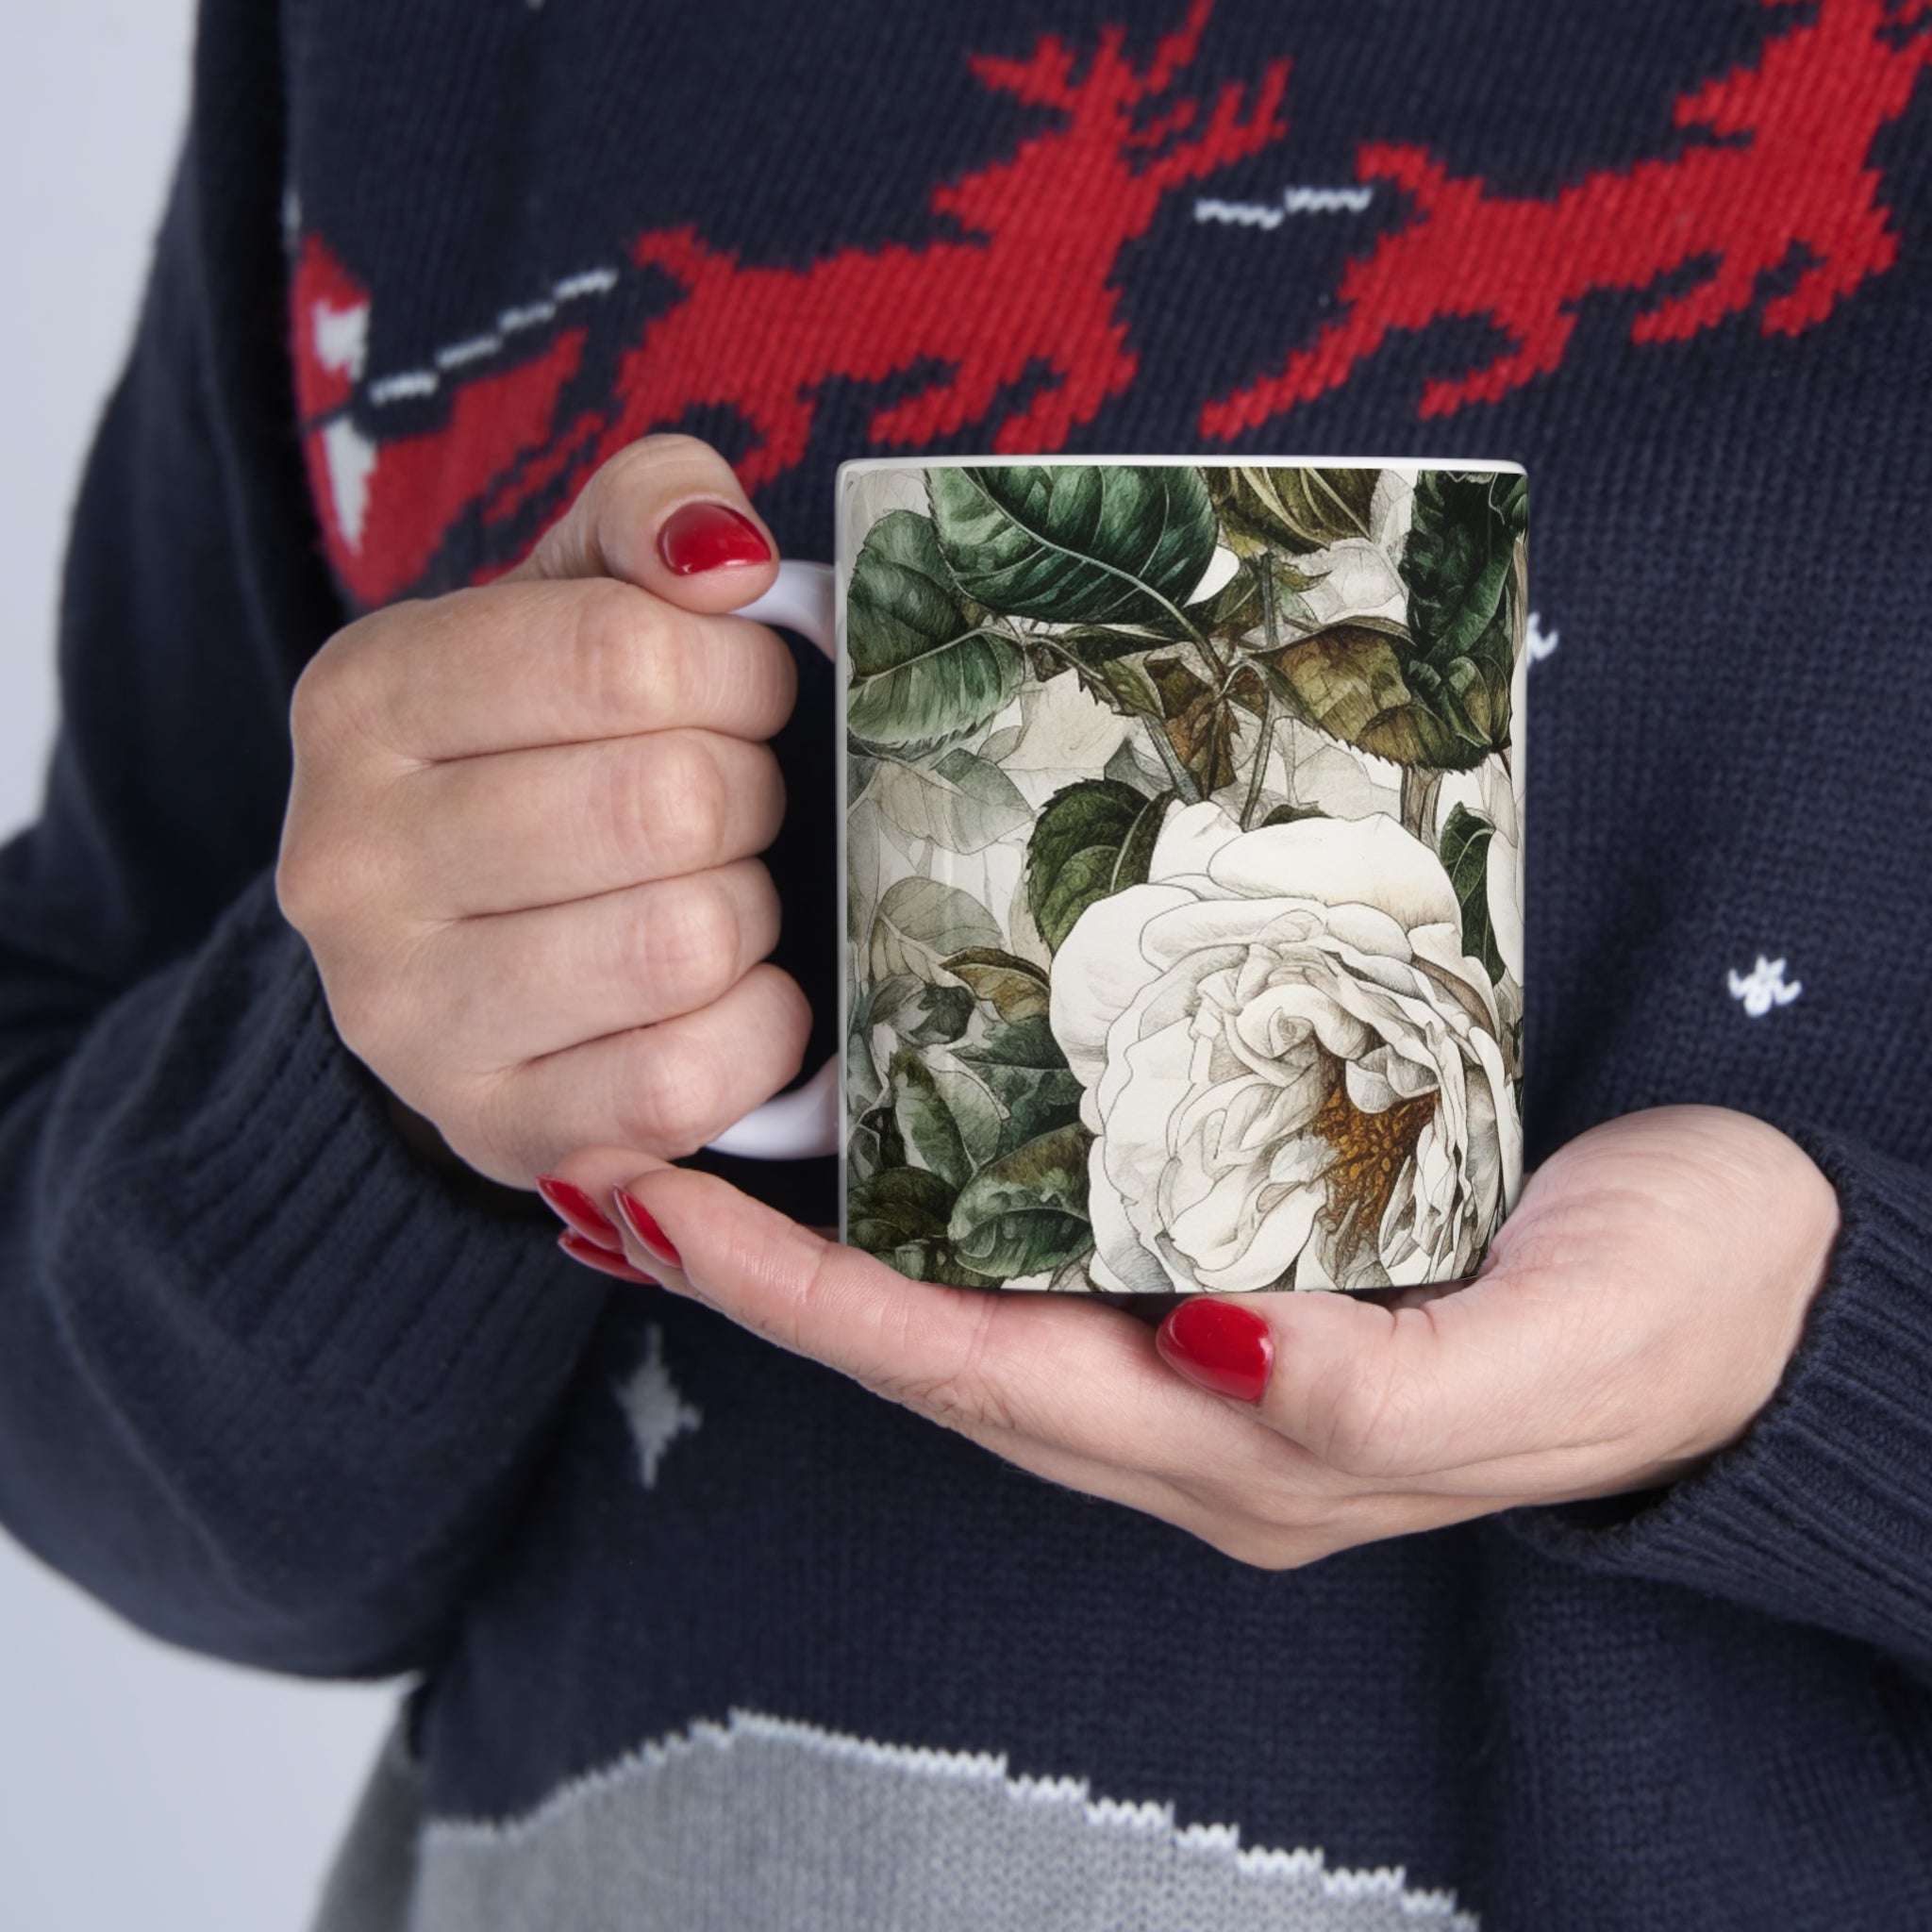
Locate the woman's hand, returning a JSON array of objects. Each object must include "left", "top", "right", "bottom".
[
  {"left": 276, "top": 436, "right": 809, "bottom": 1188},
  {"left": 544, "top": 1107, "right": 1840, "bottom": 1567}
]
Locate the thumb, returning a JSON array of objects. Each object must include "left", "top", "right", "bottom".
[
  {"left": 507, "top": 432, "right": 780, "bottom": 613},
  {"left": 1156, "top": 1280, "right": 1560, "bottom": 1483}
]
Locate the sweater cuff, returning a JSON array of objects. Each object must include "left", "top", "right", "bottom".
[
  {"left": 1504, "top": 1124, "right": 1932, "bottom": 1669},
  {"left": 73, "top": 872, "right": 604, "bottom": 1422}
]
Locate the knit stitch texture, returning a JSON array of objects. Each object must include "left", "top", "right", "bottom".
[{"left": 2, "top": 2, "right": 1930, "bottom": 1925}]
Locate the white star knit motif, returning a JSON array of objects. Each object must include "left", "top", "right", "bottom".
[
  {"left": 1727, "top": 956, "right": 1802, "bottom": 1017},
  {"left": 614, "top": 1325, "right": 702, "bottom": 1490}
]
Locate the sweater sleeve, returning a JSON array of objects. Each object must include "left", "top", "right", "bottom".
[
  {"left": 1505, "top": 1124, "right": 1932, "bottom": 1681},
  {"left": 0, "top": 0, "right": 606, "bottom": 1678}
]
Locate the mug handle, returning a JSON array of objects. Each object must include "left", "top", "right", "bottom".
[{"left": 703, "top": 559, "right": 841, "bottom": 1160}]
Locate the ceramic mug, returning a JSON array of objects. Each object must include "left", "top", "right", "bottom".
[{"left": 710, "top": 457, "right": 1526, "bottom": 1295}]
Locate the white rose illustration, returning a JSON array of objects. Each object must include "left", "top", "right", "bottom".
[{"left": 1049, "top": 804, "right": 1520, "bottom": 1294}]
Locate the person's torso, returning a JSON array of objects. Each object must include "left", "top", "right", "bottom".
[{"left": 280, "top": 6, "right": 1932, "bottom": 1925}]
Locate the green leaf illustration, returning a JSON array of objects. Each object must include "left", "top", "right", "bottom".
[
  {"left": 1053, "top": 625, "right": 1166, "bottom": 664},
  {"left": 955, "top": 1016, "right": 1087, "bottom": 1153},
  {"left": 929, "top": 465, "right": 1219, "bottom": 632},
  {"left": 1024, "top": 779, "right": 1172, "bottom": 952},
  {"left": 870, "top": 877, "right": 1003, "bottom": 983},
  {"left": 846, "top": 797, "right": 884, "bottom": 948},
  {"left": 851, "top": 1095, "right": 908, "bottom": 1177},
  {"left": 1145, "top": 656, "right": 1239, "bottom": 796},
  {"left": 1208, "top": 466, "right": 1377, "bottom": 557},
  {"left": 847, "top": 1104, "right": 892, "bottom": 1186},
  {"left": 1440, "top": 804, "right": 1506, "bottom": 984},
  {"left": 1188, "top": 558, "right": 1270, "bottom": 634},
  {"left": 910, "top": 1248, "right": 1008, "bottom": 1290},
  {"left": 941, "top": 947, "right": 1053, "bottom": 1023},
  {"left": 1045, "top": 562, "right": 1258, "bottom": 667},
  {"left": 870, "top": 974, "right": 975, "bottom": 1047},
  {"left": 1256, "top": 618, "right": 1489, "bottom": 772},
  {"left": 1092, "top": 654, "right": 1166, "bottom": 719},
  {"left": 847, "top": 1169, "right": 1002, "bottom": 1287},
  {"left": 845, "top": 983, "right": 886, "bottom": 1110},
  {"left": 933, "top": 1065, "right": 1005, "bottom": 1170},
  {"left": 873, "top": 746, "right": 1032, "bottom": 854},
  {"left": 846, "top": 509, "right": 1024, "bottom": 753},
  {"left": 849, "top": 1167, "right": 954, "bottom": 1250},
  {"left": 1245, "top": 473, "right": 1524, "bottom": 772},
  {"left": 889, "top": 1049, "right": 974, "bottom": 1190},
  {"left": 1404, "top": 471, "right": 1526, "bottom": 755},
  {"left": 947, "top": 1122, "right": 1095, "bottom": 1279}
]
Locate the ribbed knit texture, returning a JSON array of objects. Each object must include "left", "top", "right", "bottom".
[
  {"left": 3, "top": 1, "right": 1931, "bottom": 1926},
  {"left": 1509, "top": 1127, "right": 1932, "bottom": 1678}
]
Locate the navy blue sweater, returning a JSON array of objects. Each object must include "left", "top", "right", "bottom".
[{"left": 4, "top": 1, "right": 1932, "bottom": 1924}]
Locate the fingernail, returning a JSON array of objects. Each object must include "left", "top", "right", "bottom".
[
  {"left": 1156, "top": 1298, "right": 1274, "bottom": 1405},
  {"left": 537, "top": 1175, "right": 623, "bottom": 1252},
  {"left": 658, "top": 501, "right": 772, "bottom": 575},
  {"left": 613, "top": 1189, "right": 683, "bottom": 1271},
  {"left": 558, "top": 1229, "right": 660, "bottom": 1286}
]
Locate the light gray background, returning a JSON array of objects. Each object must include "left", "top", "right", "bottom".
[{"left": 0, "top": 6, "right": 395, "bottom": 1925}]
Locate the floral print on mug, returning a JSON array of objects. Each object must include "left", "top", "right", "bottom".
[{"left": 840, "top": 459, "right": 1525, "bottom": 1294}]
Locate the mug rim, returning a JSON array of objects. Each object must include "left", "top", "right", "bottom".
[{"left": 838, "top": 452, "right": 1527, "bottom": 479}]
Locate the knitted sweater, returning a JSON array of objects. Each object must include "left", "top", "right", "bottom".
[{"left": 3, "top": 0, "right": 1931, "bottom": 1924}]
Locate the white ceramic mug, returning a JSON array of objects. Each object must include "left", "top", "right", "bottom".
[{"left": 712, "top": 457, "right": 1526, "bottom": 1295}]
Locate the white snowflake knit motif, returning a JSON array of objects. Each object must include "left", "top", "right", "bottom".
[
  {"left": 1727, "top": 956, "right": 1802, "bottom": 1017},
  {"left": 614, "top": 1324, "right": 702, "bottom": 1490}
]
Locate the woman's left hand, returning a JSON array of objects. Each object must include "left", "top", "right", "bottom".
[{"left": 542, "top": 1105, "right": 1840, "bottom": 1568}]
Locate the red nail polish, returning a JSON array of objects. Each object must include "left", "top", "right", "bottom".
[
  {"left": 558, "top": 1229, "right": 660, "bottom": 1286},
  {"left": 1156, "top": 1298, "right": 1274, "bottom": 1405},
  {"left": 658, "top": 501, "right": 772, "bottom": 575},
  {"left": 537, "top": 1175, "right": 623, "bottom": 1252},
  {"left": 613, "top": 1189, "right": 683, "bottom": 1270}
]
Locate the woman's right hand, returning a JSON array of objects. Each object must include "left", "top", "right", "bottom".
[{"left": 275, "top": 434, "right": 809, "bottom": 1189}]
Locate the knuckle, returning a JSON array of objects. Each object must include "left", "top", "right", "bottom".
[
  {"left": 747, "top": 631, "right": 800, "bottom": 728},
  {"left": 275, "top": 810, "right": 393, "bottom": 934},
  {"left": 290, "top": 604, "right": 421, "bottom": 758},
  {"left": 749, "top": 966, "right": 812, "bottom": 1082},
  {"left": 641, "top": 878, "right": 741, "bottom": 1008},
  {"left": 288, "top": 638, "right": 359, "bottom": 759},
  {"left": 740, "top": 743, "right": 787, "bottom": 846},
  {"left": 467, "top": 1064, "right": 545, "bottom": 1182},
  {"left": 584, "top": 438, "right": 735, "bottom": 563},
  {"left": 567, "top": 582, "right": 662, "bottom": 714},
  {"left": 601, "top": 431, "right": 717, "bottom": 488},
  {"left": 273, "top": 829, "right": 325, "bottom": 930},
  {"left": 715, "top": 626, "right": 799, "bottom": 741},
  {"left": 640, "top": 735, "right": 728, "bottom": 867},
  {"left": 632, "top": 609, "right": 708, "bottom": 724},
  {"left": 735, "top": 859, "right": 783, "bottom": 957},
  {"left": 1313, "top": 1354, "right": 1428, "bottom": 1480},
  {"left": 760, "top": 1234, "right": 847, "bottom": 1361},
  {"left": 875, "top": 1295, "right": 1015, "bottom": 1437},
  {"left": 616, "top": 1029, "right": 729, "bottom": 1157},
  {"left": 286, "top": 657, "right": 334, "bottom": 756},
  {"left": 906, "top": 1374, "right": 1018, "bottom": 1439},
  {"left": 569, "top": 591, "right": 724, "bottom": 735}
]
